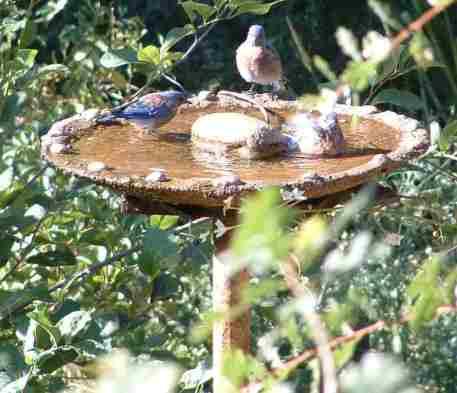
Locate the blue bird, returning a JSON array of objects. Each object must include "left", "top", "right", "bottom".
[{"left": 96, "top": 90, "right": 188, "bottom": 132}]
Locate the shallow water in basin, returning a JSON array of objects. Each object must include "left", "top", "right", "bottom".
[{"left": 71, "top": 107, "right": 400, "bottom": 184}]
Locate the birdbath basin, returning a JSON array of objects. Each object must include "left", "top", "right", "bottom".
[{"left": 41, "top": 91, "right": 428, "bottom": 391}]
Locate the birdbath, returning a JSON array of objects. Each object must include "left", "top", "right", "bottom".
[{"left": 41, "top": 91, "right": 428, "bottom": 391}]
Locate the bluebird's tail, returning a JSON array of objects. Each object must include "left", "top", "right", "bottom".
[{"left": 95, "top": 113, "right": 118, "bottom": 125}]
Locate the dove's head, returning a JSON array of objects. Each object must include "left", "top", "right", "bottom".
[{"left": 246, "top": 25, "right": 266, "bottom": 47}]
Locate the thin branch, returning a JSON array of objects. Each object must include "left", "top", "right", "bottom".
[
  {"left": 273, "top": 303, "right": 457, "bottom": 377},
  {"left": 390, "top": 1, "right": 457, "bottom": 52},
  {"left": 280, "top": 257, "right": 338, "bottom": 393}
]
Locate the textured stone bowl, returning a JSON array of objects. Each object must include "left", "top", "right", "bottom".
[{"left": 41, "top": 91, "right": 429, "bottom": 211}]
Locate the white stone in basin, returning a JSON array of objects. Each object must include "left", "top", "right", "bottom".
[{"left": 191, "top": 112, "right": 272, "bottom": 147}]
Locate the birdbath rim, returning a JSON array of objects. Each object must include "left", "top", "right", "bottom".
[{"left": 41, "top": 91, "right": 429, "bottom": 209}]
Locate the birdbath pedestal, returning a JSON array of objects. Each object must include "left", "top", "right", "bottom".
[{"left": 41, "top": 92, "right": 428, "bottom": 392}]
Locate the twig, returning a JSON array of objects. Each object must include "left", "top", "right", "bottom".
[
  {"left": 390, "top": 1, "right": 457, "bottom": 51},
  {"left": 273, "top": 303, "right": 457, "bottom": 377},
  {"left": 335, "top": 0, "right": 456, "bottom": 101},
  {"left": 279, "top": 257, "right": 338, "bottom": 393},
  {"left": 218, "top": 90, "right": 285, "bottom": 125}
]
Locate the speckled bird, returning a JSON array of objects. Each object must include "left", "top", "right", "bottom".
[
  {"left": 96, "top": 90, "right": 188, "bottom": 132},
  {"left": 236, "top": 25, "right": 283, "bottom": 92}
]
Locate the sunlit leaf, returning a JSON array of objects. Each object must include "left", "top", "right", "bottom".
[
  {"left": 341, "top": 60, "right": 378, "bottom": 91},
  {"left": 57, "top": 311, "right": 93, "bottom": 344},
  {"left": 406, "top": 257, "right": 444, "bottom": 330},
  {"left": 138, "top": 45, "right": 161, "bottom": 65},
  {"left": 100, "top": 48, "right": 138, "bottom": 68},
  {"left": 36, "top": 64, "right": 70, "bottom": 78},
  {"left": 229, "top": 0, "right": 285, "bottom": 17},
  {"left": 439, "top": 118, "right": 457, "bottom": 151},
  {"left": 181, "top": 1, "right": 216, "bottom": 23}
]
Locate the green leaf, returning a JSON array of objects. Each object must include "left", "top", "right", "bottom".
[
  {"left": 36, "top": 0, "right": 69, "bottom": 22},
  {"left": 181, "top": 1, "right": 216, "bottom": 23},
  {"left": 19, "top": 18, "right": 36, "bottom": 49},
  {"left": 161, "top": 25, "right": 195, "bottom": 55},
  {"left": 28, "top": 306, "right": 61, "bottom": 347},
  {"left": 151, "top": 272, "right": 180, "bottom": 300},
  {"left": 342, "top": 60, "right": 378, "bottom": 91},
  {"left": 230, "top": 0, "right": 285, "bottom": 17},
  {"left": 0, "top": 234, "right": 16, "bottom": 267},
  {"left": 232, "top": 188, "right": 294, "bottom": 271},
  {"left": 16, "top": 49, "right": 38, "bottom": 69},
  {"left": 36, "top": 64, "right": 70, "bottom": 78},
  {"left": 406, "top": 257, "right": 444, "bottom": 330},
  {"left": 138, "top": 45, "right": 161, "bottom": 65},
  {"left": 100, "top": 48, "right": 138, "bottom": 68},
  {"left": 140, "top": 228, "right": 181, "bottom": 268},
  {"left": 371, "top": 88, "right": 424, "bottom": 111},
  {"left": 0, "top": 93, "right": 28, "bottom": 124},
  {"left": 0, "top": 168, "right": 14, "bottom": 193},
  {"left": 333, "top": 338, "right": 362, "bottom": 369},
  {"left": 35, "top": 347, "right": 78, "bottom": 373},
  {"left": 313, "top": 55, "right": 337, "bottom": 81},
  {"left": 26, "top": 247, "right": 77, "bottom": 266},
  {"left": 56, "top": 311, "right": 93, "bottom": 344},
  {"left": 0, "top": 287, "right": 52, "bottom": 322},
  {"left": 439, "top": 119, "right": 457, "bottom": 151}
]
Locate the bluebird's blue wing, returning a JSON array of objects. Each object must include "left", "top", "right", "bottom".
[{"left": 112, "top": 100, "right": 165, "bottom": 120}]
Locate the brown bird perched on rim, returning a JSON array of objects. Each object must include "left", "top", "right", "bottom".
[{"left": 236, "top": 25, "right": 283, "bottom": 94}]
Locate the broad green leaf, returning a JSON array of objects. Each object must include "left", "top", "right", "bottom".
[
  {"left": 181, "top": 1, "right": 216, "bottom": 23},
  {"left": 406, "top": 257, "right": 444, "bottom": 330},
  {"left": 371, "top": 88, "right": 424, "bottom": 111},
  {"left": 0, "top": 93, "right": 28, "bottom": 124},
  {"left": 26, "top": 247, "right": 77, "bottom": 266},
  {"left": 28, "top": 306, "right": 61, "bottom": 347},
  {"left": 36, "top": 64, "right": 70, "bottom": 78},
  {"left": 100, "top": 48, "right": 138, "bottom": 68},
  {"left": 439, "top": 118, "right": 457, "bottom": 151},
  {"left": 19, "top": 18, "right": 36, "bottom": 49},
  {"left": 35, "top": 347, "right": 78, "bottom": 373},
  {"left": 0, "top": 234, "right": 15, "bottom": 267},
  {"left": 151, "top": 272, "right": 180, "bottom": 300},
  {"left": 141, "top": 227, "right": 181, "bottom": 268},
  {"left": 138, "top": 45, "right": 161, "bottom": 65},
  {"left": 161, "top": 25, "right": 195, "bottom": 55},
  {"left": 16, "top": 49, "right": 38, "bottom": 69},
  {"left": 137, "top": 254, "right": 161, "bottom": 278},
  {"left": 0, "top": 287, "right": 52, "bottom": 322},
  {"left": 230, "top": 0, "right": 285, "bottom": 17},
  {"left": 56, "top": 311, "right": 92, "bottom": 344},
  {"left": 0, "top": 168, "right": 14, "bottom": 193}
]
